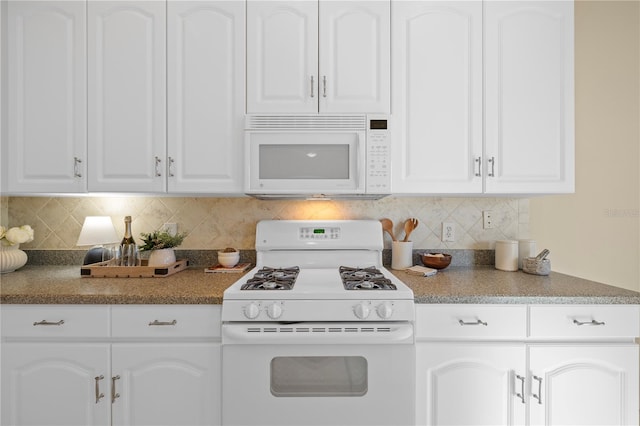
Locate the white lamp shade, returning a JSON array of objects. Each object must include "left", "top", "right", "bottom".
[{"left": 76, "top": 216, "right": 119, "bottom": 246}]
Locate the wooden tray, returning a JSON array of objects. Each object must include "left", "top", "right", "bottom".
[{"left": 81, "top": 259, "right": 189, "bottom": 278}]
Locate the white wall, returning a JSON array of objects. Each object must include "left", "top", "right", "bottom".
[{"left": 530, "top": 0, "right": 640, "bottom": 292}]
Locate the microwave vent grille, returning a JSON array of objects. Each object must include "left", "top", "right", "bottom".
[{"left": 247, "top": 115, "right": 366, "bottom": 130}]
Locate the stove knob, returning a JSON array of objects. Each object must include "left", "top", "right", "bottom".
[
  {"left": 376, "top": 302, "right": 394, "bottom": 319},
  {"left": 353, "top": 302, "right": 371, "bottom": 320},
  {"left": 244, "top": 302, "right": 260, "bottom": 319},
  {"left": 266, "top": 303, "right": 283, "bottom": 319}
]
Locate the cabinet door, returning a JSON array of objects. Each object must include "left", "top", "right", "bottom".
[
  {"left": 246, "top": 0, "right": 318, "bottom": 113},
  {"left": 391, "top": 1, "right": 482, "bottom": 193},
  {"left": 88, "top": 1, "right": 166, "bottom": 192},
  {"left": 167, "top": 0, "right": 244, "bottom": 193},
  {"left": 528, "top": 345, "right": 639, "bottom": 426},
  {"left": 484, "top": 0, "right": 574, "bottom": 194},
  {"left": 1, "top": 343, "right": 110, "bottom": 426},
  {"left": 319, "top": 0, "right": 390, "bottom": 113},
  {"left": 5, "top": 0, "right": 86, "bottom": 193},
  {"left": 111, "top": 343, "right": 221, "bottom": 426},
  {"left": 416, "top": 343, "right": 526, "bottom": 426}
]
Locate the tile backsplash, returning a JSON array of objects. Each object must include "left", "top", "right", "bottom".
[{"left": 3, "top": 196, "right": 529, "bottom": 250}]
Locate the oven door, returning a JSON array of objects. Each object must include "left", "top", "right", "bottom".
[
  {"left": 221, "top": 322, "right": 415, "bottom": 426},
  {"left": 245, "top": 130, "right": 366, "bottom": 194}
]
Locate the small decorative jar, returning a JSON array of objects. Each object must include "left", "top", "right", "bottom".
[{"left": 0, "top": 244, "right": 28, "bottom": 273}]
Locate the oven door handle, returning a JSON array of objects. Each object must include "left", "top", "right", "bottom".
[{"left": 222, "top": 322, "right": 414, "bottom": 345}]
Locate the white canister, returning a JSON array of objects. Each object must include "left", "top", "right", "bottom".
[
  {"left": 391, "top": 241, "right": 413, "bottom": 270},
  {"left": 518, "top": 239, "right": 537, "bottom": 269},
  {"left": 495, "top": 240, "right": 518, "bottom": 271}
]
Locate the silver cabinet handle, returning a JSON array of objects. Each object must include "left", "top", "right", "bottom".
[
  {"left": 154, "top": 156, "right": 162, "bottom": 177},
  {"left": 532, "top": 375, "right": 543, "bottom": 404},
  {"left": 573, "top": 319, "right": 605, "bottom": 326},
  {"left": 310, "top": 76, "right": 315, "bottom": 98},
  {"left": 515, "top": 374, "right": 525, "bottom": 404},
  {"left": 458, "top": 319, "right": 488, "bottom": 326},
  {"left": 74, "top": 157, "right": 82, "bottom": 178},
  {"left": 487, "top": 156, "right": 495, "bottom": 177},
  {"left": 148, "top": 319, "right": 177, "bottom": 326},
  {"left": 322, "top": 76, "right": 327, "bottom": 98},
  {"left": 33, "top": 320, "right": 65, "bottom": 326},
  {"left": 168, "top": 157, "right": 175, "bottom": 177},
  {"left": 111, "top": 375, "right": 121, "bottom": 403},
  {"left": 95, "top": 375, "right": 105, "bottom": 403},
  {"left": 474, "top": 157, "right": 482, "bottom": 177}
]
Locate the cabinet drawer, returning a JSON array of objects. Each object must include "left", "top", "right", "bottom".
[
  {"left": 111, "top": 305, "right": 221, "bottom": 338},
  {"left": 416, "top": 304, "right": 527, "bottom": 339},
  {"left": 1, "top": 305, "right": 110, "bottom": 338},
  {"left": 529, "top": 305, "right": 640, "bottom": 339}
]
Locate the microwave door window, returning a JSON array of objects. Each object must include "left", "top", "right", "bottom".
[{"left": 259, "top": 145, "right": 349, "bottom": 179}]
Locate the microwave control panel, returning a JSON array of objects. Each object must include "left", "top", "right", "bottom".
[{"left": 366, "top": 118, "right": 391, "bottom": 193}]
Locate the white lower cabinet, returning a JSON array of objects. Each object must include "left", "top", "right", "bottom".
[
  {"left": 416, "top": 304, "right": 640, "bottom": 426},
  {"left": 0, "top": 305, "right": 221, "bottom": 426}
]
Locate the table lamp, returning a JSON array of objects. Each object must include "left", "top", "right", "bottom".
[{"left": 76, "top": 216, "right": 119, "bottom": 265}]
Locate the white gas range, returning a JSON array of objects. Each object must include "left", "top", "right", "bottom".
[{"left": 221, "top": 220, "right": 415, "bottom": 426}]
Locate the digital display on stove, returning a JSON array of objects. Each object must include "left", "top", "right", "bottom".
[{"left": 313, "top": 229, "right": 325, "bottom": 234}]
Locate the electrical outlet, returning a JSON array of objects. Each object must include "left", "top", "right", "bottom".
[
  {"left": 483, "top": 211, "right": 494, "bottom": 229},
  {"left": 163, "top": 223, "right": 178, "bottom": 236},
  {"left": 442, "top": 222, "right": 455, "bottom": 242}
]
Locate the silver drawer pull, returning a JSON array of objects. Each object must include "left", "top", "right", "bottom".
[
  {"left": 148, "top": 319, "right": 177, "bottom": 326},
  {"left": 112, "top": 375, "right": 121, "bottom": 403},
  {"left": 33, "top": 320, "right": 65, "bottom": 326},
  {"left": 532, "top": 375, "right": 543, "bottom": 404},
  {"left": 573, "top": 319, "right": 605, "bottom": 326},
  {"left": 458, "top": 319, "right": 488, "bottom": 326}
]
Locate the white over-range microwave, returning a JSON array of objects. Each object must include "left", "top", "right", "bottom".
[{"left": 244, "top": 115, "right": 391, "bottom": 200}]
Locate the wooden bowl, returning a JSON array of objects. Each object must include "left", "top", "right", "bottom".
[{"left": 420, "top": 253, "right": 452, "bottom": 270}]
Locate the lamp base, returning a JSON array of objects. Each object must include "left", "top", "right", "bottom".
[{"left": 83, "top": 246, "right": 109, "bottom": 265}]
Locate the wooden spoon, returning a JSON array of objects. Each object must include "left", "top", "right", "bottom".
[
  {"left": 402, "top": 218, "right": 419, "bottom": 242},
  {"left": 380, "top": 218, "right": 396, "bottom": 241}
]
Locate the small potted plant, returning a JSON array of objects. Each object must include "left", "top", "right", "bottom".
[{"left": 139, "top": 230, "right": 186, "bottom": 266}]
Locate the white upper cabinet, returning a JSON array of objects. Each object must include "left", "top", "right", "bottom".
[
  {"left": 167, "top": 0, "right": 245, "bottom": 193},
  {"left": 484, "top": 0, "right": 574, "bottom": 194},
  {"left": 246, "top": 0, "right": 390, "bottom": 114},
  {"left": 392, "top": 1, "right": 483, "bottom": 194},
  {"left": 392, "top": 0, "right": 574, "bottom": 195},
  {"left": 87, "top": 1, "right": 167, "bottom": 193},
  {"left": 5, "top": 0, "right": 87, "bottom": 193},
  {"left": 318, "top": 1, "right": 390, "bottom": 113},
  {"left": 246, "top": 0, "right": 318, "bottom": 113}
]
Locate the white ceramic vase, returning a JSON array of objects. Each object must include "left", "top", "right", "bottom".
[
  {"left": 147, "top": 248, "right": 176, "bottom": 266},
  {"left": 0, "top": 244, "right": 28, "bottom": 273}
]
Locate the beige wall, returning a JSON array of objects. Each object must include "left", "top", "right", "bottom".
[{"left": 530, "top": 0, "right": 640, "bottom": 292}]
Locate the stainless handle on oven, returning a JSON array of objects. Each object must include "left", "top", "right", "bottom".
[
  {"left": 515, "top": 374, "right": 525, "bottom": 404},
  {"left": 149, "top": 319, "right": 177, "bottom": 326},
  {"left": 33, "top": 319, "right": 65, "bottom": 326},
  {"left": 458, "top": 319, "right": 488, "bottom": 326}
]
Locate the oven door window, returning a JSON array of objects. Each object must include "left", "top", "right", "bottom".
[{"left": 270, "top": 356, "right": 367, "bottom": 397}]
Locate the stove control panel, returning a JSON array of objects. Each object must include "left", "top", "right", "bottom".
[
  {"left": 228, "top": 299, "right": 414, "bottom": 322},
  {"left": 299, "top": 226, "right": 340, "bottom": 240}
]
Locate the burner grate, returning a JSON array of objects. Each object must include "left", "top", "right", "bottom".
[
  {"left": 241, "top": 267, "right": 300, "bottom": 290},
  {"left": 339, "top": 266, "right": 397, "bottom": 290}
]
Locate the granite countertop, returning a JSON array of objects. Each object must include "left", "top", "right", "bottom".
[{"left": 1, "top": 265, "right": 639, "bottom": 305}]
